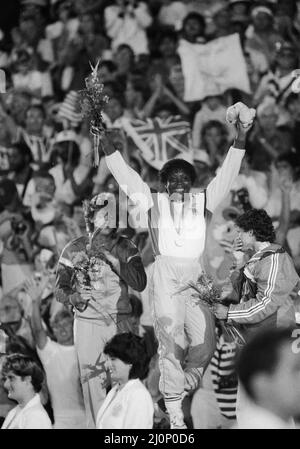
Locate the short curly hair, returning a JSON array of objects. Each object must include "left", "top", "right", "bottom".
[
  {"left": 2, "top": 353, "right": 44, "bottom": 393},
  {"left": 235, "top": 209, "right": 276, "bottom": 243},
  {"left": 104, "top": 332, "right": 150, "bottom": 381},
  {"left": 159, "top": 159, "right": 196, "bottom": 186}
]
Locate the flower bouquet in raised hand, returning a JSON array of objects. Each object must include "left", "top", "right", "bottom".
[
  {"left": 176, "top": 273, "right": 246, "bottom": 346},
  {"left": 79, "top": 60, "right": 109, "bottom": 166}
]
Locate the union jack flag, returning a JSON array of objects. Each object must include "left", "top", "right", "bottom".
[{"left": 122, "top": 116, "right": 192, "bottom": 169}]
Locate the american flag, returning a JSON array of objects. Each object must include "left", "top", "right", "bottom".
[
  {"left": 58, "top": 90, "right": 82, "bottom": 128},
  {"left": 122, "top": 116, "right": 192, "bottom": 170}
]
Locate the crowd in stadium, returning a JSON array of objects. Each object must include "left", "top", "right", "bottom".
[{"left": 0, "top": 0, "right": 300, "bottom": 430}]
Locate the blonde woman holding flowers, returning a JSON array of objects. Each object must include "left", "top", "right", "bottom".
[{"left": 55, "top": 192, "right": 147, "bottom": 428}]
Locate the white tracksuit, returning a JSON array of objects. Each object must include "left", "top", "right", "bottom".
[{"left": 105, "top": 147, "right": 245, "bottom": 410}]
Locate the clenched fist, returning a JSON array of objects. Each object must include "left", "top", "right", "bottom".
[{"left": 226, "top": 102, "right": 256, "bottom": 131}]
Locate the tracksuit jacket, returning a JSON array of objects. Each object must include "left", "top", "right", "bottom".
[{"left": 227, "top": 244, "right": 300, "bottom": 339}]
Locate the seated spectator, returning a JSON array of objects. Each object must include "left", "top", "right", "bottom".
[
  {"left": 24, "top": 170, "right": 81, "bottom": 255},
  {"left": 192, "top": 90, "right": 235, "bottom": 149},
  {"left": 229, "top": 0, "right": 250, "bottom": 21},
  {"left": 208, "top": 2, "right": 233, "bottom": 39},
  {"left": 265, "top": 152, "right": 300, "bottom": 264},
  {"left": 16, "top": 10, "right": 54, "bottom": 67},
  {"left": 124, "top": 75, "right": 149, "bottom": 119},
  {"left": 45, "top": 1, "right": 79, "bottom": 54},
  {"left": 10, "top": 48, "right": 53, "bottom": 98},
  {"left": 98, "top": 60, "right": 118, "bottom": 84},
  {"left": 167, "top": 55, "right": 185, "bottom": 100},
  {"left": 103, "top": 91, "right": 127, "bottom": 127},
  {"left": 49, "top": 131, "right": 93, "bottom": 206},
  {"left": 199, "top": 120, "right": 230, "bottom": 170},
  {"left": 4, "top": 89, "right": 32, "bottom": 130},
  {"left": 0, "top": 292, "right": 35, "bottom": 350},
  {"left": 72, "top": 0, "right": 103, "bottom": 16},
  {"left": 5, "top": 142, "right": 34, "bottom": 201},
  {"left": 180, "top": 11, "right": 206, "bottom": 44},
  {"left": 113, "top": 44, "right": 136, "bottom": 88},
  {"left": 235, "top": 327, "right": 300, "bottom": 428},
  {"left": 274, "top": 0, "right": 300, "bottom": 51},
  {"left": 63, "top": 12, "right": 110, "bottom": 91},
  {"left": 76, "top": 12, "right": 110, "bottom": 60},
  {"left": 245, "top": 5, "right": 282, "bottom": 68},
  {"left": 18, "top": 104, "right": 51, "bottom": 168},
  {"left": 104, "top": 0, "right": 152, "bottom": 55},
  {"left": 0, "top": 179, "right": 34, "bottom": 293},
  {"left": 192, "top": 149, "right": 213, "bottom": 190},
  {"left": 254, "top": 41, "right": 298, "bottom": 108},
  {"left": 247, "top": 97, "right": 293, "bottom": 171},
  {"left": 21, "top": 0, "right": 48, "bottom": 28},
  {"left": 96, "top": 332, "right": 154, "bottom": 429},
  {"left": 0, "top": 107, "right": 14, "bottom": 156},
  {"left": 156, "top": 28, "right": 179, "bottom": 63},
  {"left": 283, "top": 92, "right": 300, "bottom": 130},
  {"left": 143, "top": 70, "right": 189, "bottom": 119},
  {"left": 1, "top": 353, "right": 52, "bottom": 429},
  {"left": 233, "top": 154, "right": 269, "bottom": 210}
]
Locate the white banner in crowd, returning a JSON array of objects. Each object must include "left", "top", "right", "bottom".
[{"left": 178, "top": 33, "right": 251, "bottom": 102}]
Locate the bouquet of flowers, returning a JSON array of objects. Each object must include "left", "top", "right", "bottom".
[
  {"left": 70, "top": 251, "right": 106, "bottom": 291},
  {"left": 176, "top": 273, "right": 246, "bottom": 346},
  {"left": 79, "top": 60, "right": 109, "bottom": 166}
]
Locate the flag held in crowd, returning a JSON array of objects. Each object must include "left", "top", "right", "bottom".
[
  {"left": 57, "top": 90, "right": 82, "bottom": 128},
  {"left": 122, "top": 115, "right": 193, "bottom": 170},
  {"left": 178, "top": 33, "right": 251, "bottom": 102}
]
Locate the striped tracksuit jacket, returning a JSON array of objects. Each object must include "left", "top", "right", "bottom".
[{"left": 227, "top": 244, "right": 300, "bottom": 339}]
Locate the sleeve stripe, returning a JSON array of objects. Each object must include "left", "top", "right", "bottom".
[{"left": 228, "top": 253, "right": 279, "bottom": 318}]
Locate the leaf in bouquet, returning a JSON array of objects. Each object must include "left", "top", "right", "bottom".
[{"left": 78, "top": 60, "right": 110, "bottom": 166}]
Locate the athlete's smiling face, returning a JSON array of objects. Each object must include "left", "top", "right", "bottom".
[{"left": 166, "top": 169, "right": 192, "bottom": 202}]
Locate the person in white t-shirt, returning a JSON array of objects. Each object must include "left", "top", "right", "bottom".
[
  {"left": 1, "top": 353, "right": 52, "bottom": 429},
  {"left": 11, "top": 48, "right": 53, "bottom": 98},
  {"left": 104, "top": 0, "right": 152, "bottom": 55},
  {"left": 24, "top": 277, "right": 86, "bottom": 429}
]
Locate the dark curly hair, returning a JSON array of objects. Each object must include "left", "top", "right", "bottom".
[
  {"left": 2, "top": 353, "right": 44, "bottom": 393},
  {"left": 159, "top": 159, "right": 196, "bottom": 186},
  {"left": 235, "top": 209, "right": 276, "bottom": 243},
  {"left": 182, "top": 12, "right": 206, "bottom": 34},
  {"left": 104, "top": 332, "right": 150, "bottom": 381}
]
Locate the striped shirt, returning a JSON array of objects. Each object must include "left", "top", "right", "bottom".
[{"left": 210, "top": 335, "right": 238, "bottom": 420}]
